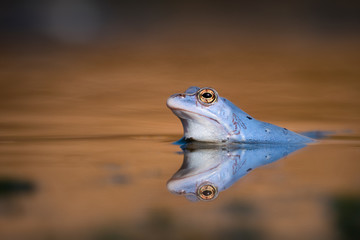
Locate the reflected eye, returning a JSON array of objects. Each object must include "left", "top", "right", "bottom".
[
  {"left": 197, "top": 184, "right": 218, "bottom": 201},
  {"left": 197, "top": 88, "right": 217, "bottom": 104}
]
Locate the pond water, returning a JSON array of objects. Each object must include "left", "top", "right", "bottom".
[{"left": 0, "top": 39, "right": 359, "bottom": 240}]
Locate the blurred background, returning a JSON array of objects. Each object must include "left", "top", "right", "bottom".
[
  {"left": 1, "top": 0, "right": 359, "bottom": 136},
  {"left": 0, "top": 1, "right": 359, "bottom": 240}
]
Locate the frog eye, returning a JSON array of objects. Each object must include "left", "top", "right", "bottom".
[
  {"left": 197, "top": 183, "right": 218, "bottom": 201},
  {"left": 197, "top": 88, "right": 218, "bottom": 105}
]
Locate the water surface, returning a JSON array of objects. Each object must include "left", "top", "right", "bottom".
[{"left": 0, "top": 39, "right": 359, "bottom": 240}]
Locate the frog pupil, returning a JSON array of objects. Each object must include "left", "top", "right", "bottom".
[
  {"left": 202, "top": 93, "right": 212, "bottom": 98},
  {"left": 202, "top": 190, "right": 212, "bottom": 196}
]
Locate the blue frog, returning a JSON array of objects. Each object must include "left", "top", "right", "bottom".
[{"left": 167, "top": 86, "right": 314, "bottom": 144}]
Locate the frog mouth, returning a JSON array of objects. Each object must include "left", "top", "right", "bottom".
[{"left": 170, "top": 108, "right": 220, "bottom": 124}]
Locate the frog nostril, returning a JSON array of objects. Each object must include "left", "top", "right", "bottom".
[{"left": 169, "top": 93, "right": 185, "bottom": 99}]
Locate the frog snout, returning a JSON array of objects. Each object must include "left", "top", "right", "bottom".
[
  {"left": 166, "top": 94, "right": 185, "bottom": 109},
  {"left": 172, "top": 93, "right": 186, "bottom": 98}
]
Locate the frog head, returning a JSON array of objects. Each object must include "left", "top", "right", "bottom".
[{"left": 167, "top": 86, "right": 238, "bottom": 142}]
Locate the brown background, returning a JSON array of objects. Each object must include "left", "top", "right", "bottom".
[{"left": 0, "top": 1, "right": 359, "bottom": 240}]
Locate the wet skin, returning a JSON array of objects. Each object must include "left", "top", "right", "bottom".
[{"left": 167, "top": 86, "right": 314, "bottom": 144}]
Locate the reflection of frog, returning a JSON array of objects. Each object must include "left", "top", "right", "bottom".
[
  {"left": 167, "top": 87, "right": 314, "bottom": 144},
  {"left": 167, "top": 143, "right": 306, "bottom": 201}
]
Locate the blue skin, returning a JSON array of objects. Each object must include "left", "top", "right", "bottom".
[
  {"left": 167, "top": 86, "right": 314, "bottom": 144},
  {"left": 167, "top": 143, "right": 306, "bottom": 201}
]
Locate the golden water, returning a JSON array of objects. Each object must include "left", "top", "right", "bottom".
[{"left": 0, "top": 38, "right": 359, "bottom": 240}]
